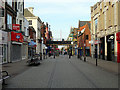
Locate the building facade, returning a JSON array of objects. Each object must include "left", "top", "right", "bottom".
[
  {"left": 67, "top": 27, "right": 78, "bottom": 55},
  {"left": 28, "top": 26, "right": 36, "bottom": 59},
  {"left": 77, "top": 23, "right": 91, "bottom": 57},
  {"left": 91, "top": 0, "right": 120, "bottom": 63},
  {"left": 0, "top": 0, "right": 6, "bottom": 64},
  {"left": 24, "top": 7, "right": 42, "bottom": 54}
]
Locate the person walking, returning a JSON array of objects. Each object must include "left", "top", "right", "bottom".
[
  {"left": 53, "top": 51, "right": 55, "bottom": 59},
  {"left": 43, "top": 52, "right": 45, "bottom": 59},
  {"left": 69, "top": 51, "right": 71, "bottom": 59}
]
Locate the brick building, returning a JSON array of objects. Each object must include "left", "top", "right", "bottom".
[{"left": 77, "top": 21, "right": 91, "bottom": 57}]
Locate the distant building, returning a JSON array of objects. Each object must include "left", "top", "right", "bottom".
[{"left": 67, "top": 27, "right": 78, "bottom": 55}]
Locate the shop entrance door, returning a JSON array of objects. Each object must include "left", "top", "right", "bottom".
[
  {"left": 0, "top": 44, "right": 7, "bottom": 64},
  {"left": 107, "top": 41, "right": 114, "bottom": 61}
]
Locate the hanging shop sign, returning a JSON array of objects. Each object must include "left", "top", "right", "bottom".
[
  {"left": 12, "top": 24, "right": 20, "bottom": 30},
  {"left": 11, "top": 32, "right": 23, "bottom": 42},
  {"left": 116, "top": 32, "right": 120, "bottom": 41},
  {"left": 28, "top": 40, "right": 36, "bottom": 47}
]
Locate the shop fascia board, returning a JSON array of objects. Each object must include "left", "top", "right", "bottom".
[{"left": 11, "top": 41, "right": 22, "bottom": 45}]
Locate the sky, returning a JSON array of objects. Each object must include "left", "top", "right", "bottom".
[{"left": 24, "top": 0, "right": 98, "bottom": 40}]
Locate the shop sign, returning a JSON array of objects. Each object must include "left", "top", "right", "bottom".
[
  {"left": 116, "top": 32, "right": 120, "bottom": 41},
  {"left": 12, "top": 24, "right": 20, "bottom": 30},
  {"left": 94, "top": 40, "right": 101, "bottom": 44},
  {"left": 11, "top": 32, "right": 23, "bottom": 42}
]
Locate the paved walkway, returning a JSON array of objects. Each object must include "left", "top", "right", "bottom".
[
  {"left": 3, "top": 55, "right": 118, "bottom": 88},
  {"left": 2, "top": 59, "right": 31, "bottom": 78},
  {"left": 2, "top": 55, "right": 119, "bottom": 77},
  {"left": 77, "top": 56, "right": 119, "bottom": 75}
]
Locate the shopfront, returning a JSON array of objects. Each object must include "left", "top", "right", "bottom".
[
  {"left": 0, "top": 30, "right": 8, "bottom": 64},
  {"left": 99, "top": 37, "right": 105, "bottom": 60},
  {"left": 22, "top": 36, "right": 29, "bottom": 60},
  {"left": 28, "top": 40, "right": 36, "bottom": 59},
  {"left": 85, "top": 47, "right": 90, "bottom": 56},
  {"left": 116, "top": 32, "right": 120, "bottom": 63},
  {"left": 107, "top": 34, "right": 114, "bottom": 61},
  {"left": 11, "top": 31, "right": 23, "bottom": 62}
]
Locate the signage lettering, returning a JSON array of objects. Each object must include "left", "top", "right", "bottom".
[{"left": 12, "top": 24, "right": 20, "bottom": 30}]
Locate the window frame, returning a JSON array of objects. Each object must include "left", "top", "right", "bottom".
[
  {"left": 7, "top": 13, "right": 12, "bottom": 30},
  {"left": 7, "top": 0, "right": 12, "bottom": 7},
  {"left": 29, "top": 20, "right": 32, "bottom": 25}
]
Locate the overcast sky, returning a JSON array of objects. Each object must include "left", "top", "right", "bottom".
[{"left": 25, "top": 0, "right": 98, "bottom": 40}]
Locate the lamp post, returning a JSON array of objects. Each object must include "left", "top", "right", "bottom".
[
  {"left": 95, "top": 34, "right": 98, "bottom": 66},
  {"left": 77, "top": 29, "right": 80, "bottom": 59},
  {"left": 84, "top": 33, "right": 86, "bottom": 62}
]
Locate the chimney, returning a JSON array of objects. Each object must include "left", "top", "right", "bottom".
[{"left": 28, "top": 7, "right": 34, "bottom": 14}]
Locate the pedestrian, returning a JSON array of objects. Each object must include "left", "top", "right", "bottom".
[
  {"left": 69, "top": 51, "right": 71, "bottom": 59},
  {"left": 39, "top": 52, "right": 42, "bottom": 60},
  {"left": 53, "top": 51, "right": 55, "bottom": 59},
  {"left": 43, "top": 52, "right": 45, "bottom": 59}
]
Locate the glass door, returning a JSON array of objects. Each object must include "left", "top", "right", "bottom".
[{"left": 2, "top": 44, "right": 7, "bottom": 63}]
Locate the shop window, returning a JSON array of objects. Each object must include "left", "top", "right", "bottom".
[
  {"left": 20, "top": 4, "right": 22, "bottom": 12},
  {"left": 95, "top": 18, "right": 98, "bottom": 34},
  {"left": 0, "top": 8, "right": 4, "bottom": 17},
  {"left": 13, "top": 17, "right": 16, "bottom": 24},
  {"left": 18, "top": 2, "right": 20, "bottom": 9}
]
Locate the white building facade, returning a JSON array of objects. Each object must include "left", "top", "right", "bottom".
[{"left": 24, "top": 7, "right": 42, "bottom": 54}]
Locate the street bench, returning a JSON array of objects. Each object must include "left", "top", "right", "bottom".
[{"left": 0, "top": 71, "right": 10, "bottom": 85}]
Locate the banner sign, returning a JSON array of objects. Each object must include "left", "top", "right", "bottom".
[
  {"left": 12, "top": 24, "right": 20, "bottom": 30},
  {"left": 11, "top": 32, "right": 23, "bottom": 42}
]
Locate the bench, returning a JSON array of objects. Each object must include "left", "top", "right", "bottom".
[
  {"left": 27, "top": 56, "right": 40, "bottom": 66},
  {"left": 0, "top": 71, "right": 10, "bottom": 85}
]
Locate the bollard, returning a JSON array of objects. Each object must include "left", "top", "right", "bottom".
[
  {"left": 54, "top": 55, "right": 55, "bottom": 59},
  {"left": 40, "top": 53, "right": 42, "bottom": 60},
  {"left": 43, "top": 55, "right": 45, "bottom": 59},
  {"left": 84, "top": 57, "right": 86, "bottom": 62},
  {"left": 80, "top": 55, "right": 82, "bottom": 60},
  {"left": 96, "top": 58, "right": 97, "bottom": 66},
  {"left": 69, "top": 55, "right": 71, "bottom": 59},
  {"left": 78, "top": 54, "right": 80, "bottom": 58}
]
